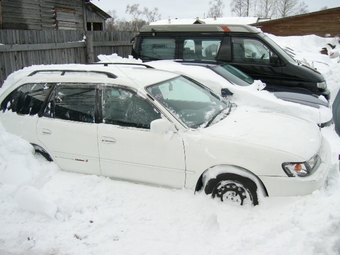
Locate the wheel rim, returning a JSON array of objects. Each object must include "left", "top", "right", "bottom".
[{"left": 213, "top": 181, "right": 253, "bottom": 206}]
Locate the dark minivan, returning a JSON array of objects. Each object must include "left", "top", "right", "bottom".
[{"left": 131, "top": 24, "right": 330, "bottom": 100}]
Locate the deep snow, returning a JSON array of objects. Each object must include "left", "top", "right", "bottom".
[{"left": 1, "top": 33, "right": 340, "bottom": 255}]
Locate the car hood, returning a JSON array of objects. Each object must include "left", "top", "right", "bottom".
[
  {"left": 273, "top": 91, "right": 329, "bottom": 108},
  {"left": 202, "top": 106, "right": 322, "bottom": 159}
]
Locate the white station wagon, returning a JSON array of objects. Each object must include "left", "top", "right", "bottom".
[{"left": 0, "top": 64, "right": 331, "bottom": 205}]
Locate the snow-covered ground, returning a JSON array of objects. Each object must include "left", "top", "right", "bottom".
[{"left": 1, "top": 34, "right": 340, "bottom": 255}]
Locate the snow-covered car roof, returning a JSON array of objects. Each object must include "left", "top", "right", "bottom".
[{"left": 1, "top": 64, "right": 181, "bottom": 95}]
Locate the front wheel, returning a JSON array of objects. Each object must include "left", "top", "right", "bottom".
[{"left": 205, "top": 173, "right": 259, "bottom": 206}]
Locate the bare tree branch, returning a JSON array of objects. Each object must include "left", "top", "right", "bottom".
[{"left": 207, "top": 0, "right": 225, "bottom": 18}]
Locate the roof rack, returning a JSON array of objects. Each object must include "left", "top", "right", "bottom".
[
  {"left": 28, "top": 70, "right": 118, "bottom": 79},
  {"left": 93, "top": 62, "right": 155, "bottom": 69},
  {"left": 139, "top": 24, "right": 259, "bottom": 33}
]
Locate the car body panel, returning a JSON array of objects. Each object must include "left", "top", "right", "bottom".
[
  {"left": 333, "top": 89, "right": 340, "bottom": 136},
  {"left": 98, "top": 123, "right": 186, "bottom": 188},
  {"left": 182, "top": 106, "right": 320, "bottom": 180},
  {"left": 37, "top": 117, "right": 101, "bottom": 175},
  {"left": 0, "top": 111, "right": 39, "bottom": 145},
  {"left": 259, "top": 137, "right": 331, "bottom": 196},
  {"left": 204, "top": 106, "right": 321, "bottom": 160},
  {"left": 272, "top": 91, "right": 328, "bottom": 108}
]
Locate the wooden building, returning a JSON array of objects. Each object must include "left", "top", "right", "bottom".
[
  {"left": 85, "top": 2, "right": 111, "bottom": 31},
  {"left": 253, "top": 7, "right": 340, "bottom": 37},
  {"left": 0, "top": 0, "right": 110, "bottom": 31}
]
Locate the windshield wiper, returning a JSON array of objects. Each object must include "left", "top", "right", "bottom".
[{"left": 205, "top": 104, "right": 232, "bottom": 127}]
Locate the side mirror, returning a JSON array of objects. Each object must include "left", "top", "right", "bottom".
[
  {"left": 270, "top": 54, "right": 280, "bottom": 66},
  {"left": 150, "top": 119, "right": 172, "bottom": 134},
  {"left": 221, "top": 88, "right": 233, "bottom": 97}
]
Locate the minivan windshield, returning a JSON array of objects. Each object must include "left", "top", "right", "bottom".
[
  {"left": 260, "top": 33, "right": 296, "bottom": 65},
  {"left": 147, "top": 76, "right": 229, "bottom": 128}
]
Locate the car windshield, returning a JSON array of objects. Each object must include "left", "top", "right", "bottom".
[
  {"left": 260, "top": 33, "right": 297, "bottom": 65},
  {"left": 211, "top": 64, "right": 254, "bottom": 86},
  {"left": 147, "top": 76, "right": 230, "bottom": 128}
]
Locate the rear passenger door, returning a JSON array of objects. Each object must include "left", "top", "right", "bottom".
[{"left": 37, "top": 84, "right": 101, "bottom": 175}]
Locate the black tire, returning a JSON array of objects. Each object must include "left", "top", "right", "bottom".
[
  {"left": 205, "top": 173, "right": 259, "bottom": 206},
  {"left": 32, "top": 144, "right": 53, "bottom": 162}
]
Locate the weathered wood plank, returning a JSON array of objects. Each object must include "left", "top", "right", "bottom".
[
  {"left": 0, "top": 42, "right": 85, "bottom": 52},
  {"left": 0, "top": 30, "right": 135, "bottom": 87}
]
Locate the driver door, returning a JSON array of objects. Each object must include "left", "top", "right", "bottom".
[
  {"left": 98, "top": 87, "right": 186, "bottom": 188},
  {"left": 231, "top": 37, "right": 283, "bottom": 85}
]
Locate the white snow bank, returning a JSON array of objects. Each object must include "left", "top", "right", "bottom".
[{"left": 14, "top": 185, "right": 58, "bottom": 218}]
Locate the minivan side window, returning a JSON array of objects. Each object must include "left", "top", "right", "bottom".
[
  {"left": 183, "top": 38, "right": 222, "bottom": 61},
  {"left": 44, "top": 86, "right": 96, "bottom": 123},
  {"left": 232, "top": 37, "right": 276, "bottom": 65},
  {"left": 1, "top": 83, "right": 53, "bottom": 115},
  {"left": 102, "top": 88, "right": 160, "bottom": 129},
  {"left": 140, "top": 37, "right": 176, "bottom": 60}
]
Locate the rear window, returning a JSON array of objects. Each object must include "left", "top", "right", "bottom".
[{"left": 140, "top": 37, "right": 176, "bottom": 60}]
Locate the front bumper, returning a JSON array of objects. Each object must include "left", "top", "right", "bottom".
[{"left": 259, "top": 137, "right": 331, "bottom": 197}]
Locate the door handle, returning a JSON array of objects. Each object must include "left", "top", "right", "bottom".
[
  {"left": 41, "top": 128, "right": 52, "bottom": 135},
  {"left": 101, "top": 137, "right": 116, "bottom": 144}
]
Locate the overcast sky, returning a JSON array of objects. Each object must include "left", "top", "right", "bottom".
[{"left": 92, "top": 0, "right": 339, "bottom": 20}]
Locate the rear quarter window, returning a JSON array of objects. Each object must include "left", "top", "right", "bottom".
[
  {"left": 140, "top": 37, "right": 176, "bottom": 60},
  {"left": 1, "top": 83, "right": 53, "bottom": 115}
]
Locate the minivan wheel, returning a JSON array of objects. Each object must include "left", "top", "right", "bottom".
[{"left": 206, "top": 174, "right": 259, "bottom": 206}]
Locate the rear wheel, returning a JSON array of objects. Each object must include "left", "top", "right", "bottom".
[
  {"left": 205, "top": 173, "right": 259, "bottom": 206},
  {"left": 32, "top": 144, "right": 53, "bottom": 162}
]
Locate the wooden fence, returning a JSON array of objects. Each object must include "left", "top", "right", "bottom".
[{"left": 0, "top": 30, "right": 137, "bottom": 86}]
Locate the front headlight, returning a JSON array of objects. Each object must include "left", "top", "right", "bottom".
[
  {"left": 282, "top": 154, "right": 321, "bottom": 177},
  {"left": 317, "top": 81, "right": 327, "bottom": 89}
]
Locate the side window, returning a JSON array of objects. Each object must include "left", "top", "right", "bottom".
[
  {"left": 151, "top": 77, "right": 212, "bottom": 116},
  {"left": 44, "top": 86, "right": 96, "bottom": 123},
  {"left": 183, "top": 39, "right": 196, "bottom": 60},
  {"left": 1, "top": 83, "right": 53, "bottom": 115},
  {"left": 183, "top": 38, "right": 222, "bottom": 61},
  {"left": 140, "top": 37, "right": 176, "bottom": 60},
  {"left": 233, "top": 38, "right": 275, "bottom": 64},
  {"left": 102, "top": 88, "right": 160, "bottom": 129}
]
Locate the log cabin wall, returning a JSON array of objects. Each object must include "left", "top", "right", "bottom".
[{"left": 253, "top": 7, "right": 340, "bottom": 37}]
